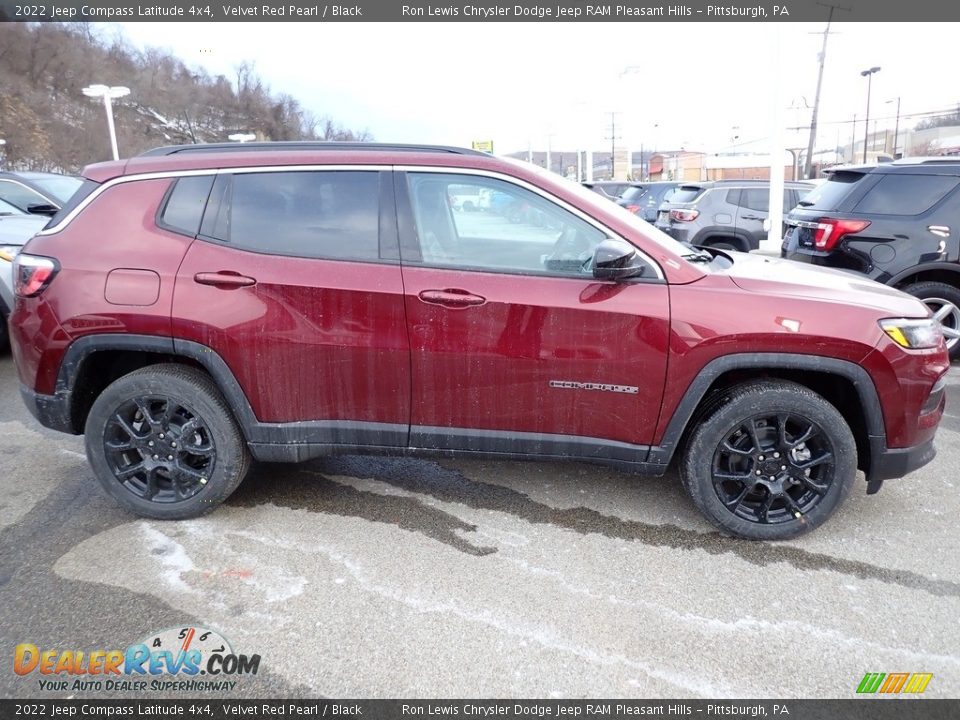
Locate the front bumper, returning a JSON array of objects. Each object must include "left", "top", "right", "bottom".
[
  {"left": 865, "top": 435, "right": 937, "bottom": 493},
  {"left": 19, "top": 383, "right": 76, "bottom": 434}
]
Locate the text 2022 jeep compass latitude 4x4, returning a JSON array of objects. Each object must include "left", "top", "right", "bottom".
[{"left": 10, "top": 143, "right": 950, "bottom": 540}]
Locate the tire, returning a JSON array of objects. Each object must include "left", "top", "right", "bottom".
[
  {"left": 680, "top": 380, "right": 857, "bottom": 540},
  {"left": 84, "top": 364, "right": 250, "bottom": 520},
  {"left": 0, "top": 316, "right": 8, "bottom": 354},
  {"left": 901, "top": 281, "right": 960, "bottom": 360}
]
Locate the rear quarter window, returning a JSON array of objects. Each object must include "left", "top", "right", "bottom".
[
  {"left": 159, "top": 176, "right": 215, "bottom": 236},
  {"left": 670, "top": 187, "right": 705, "bottom": 203},
  {"left": 853, "top": 174, "right": 960, "bottom": 215},
  {"left": 799, "top": 171, "right": 868, "bottom": 211}
]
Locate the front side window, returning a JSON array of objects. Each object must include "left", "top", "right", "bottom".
[
  {"left": 406, "top": 173, "right": 607, "bottom": 277},
  {"left": 203, "top": 170, "right": 381, "bottom": 261}
]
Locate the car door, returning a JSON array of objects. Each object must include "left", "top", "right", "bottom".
[
  {"left": 396, "top": 170, "right": 670, "bottom": 461},
  {"left": 735, "top": 187, "right": 797, "bottom": 244},
  {"left": 171, "top": 168, "right": 410, "bottom": 447}
]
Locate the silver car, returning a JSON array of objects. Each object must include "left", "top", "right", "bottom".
[{"left": 0, "top": 200, "right": 47, "bottom": 351}]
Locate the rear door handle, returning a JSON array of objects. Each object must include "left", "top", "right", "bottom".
[
  {"left": 742, "top": 214, "right": 765, "bottom": 220},
  {"left": 194, "top": 272, "right": 257, "bottom": 288},
  {"left": 418, "top": 288, "right": 486, "bottom": 308}
]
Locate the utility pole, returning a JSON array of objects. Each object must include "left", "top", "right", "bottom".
[
  {"left": 804, "top": 2, "right": 850, "bottom": 179},
  {"left": 604, "top": 111, "right": 621, "bottom": 180}
]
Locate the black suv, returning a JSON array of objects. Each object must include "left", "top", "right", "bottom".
[{"left": 782, "top": 159, "right": 960, "bottom": 359}]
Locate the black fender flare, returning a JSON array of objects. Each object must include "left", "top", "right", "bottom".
[
  {"left": 646, "top": 352, "right": 885, "bottom": 467},
  {"left": 886, "top": 261, "right": 960, "bottom": 288},
  {"left": 54, "top": 334, "right": 259, "bottom": 436}
]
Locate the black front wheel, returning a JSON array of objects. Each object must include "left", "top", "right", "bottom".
[
  {"left": 680, "top": 380, "right": 856, "bottom": 540},
  {"left": 85, "top": 364, "right": 250, "bottom": 520}
]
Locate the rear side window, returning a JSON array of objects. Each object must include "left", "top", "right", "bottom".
[
  {"left": 671, "top": 186, "right": 705, "bottom": 203},
  {"left": 854, "top": 174, "right": 960, "bottom": 215},
  {"left": 799, "top": 171, "right": 868, "bottom": 210},
  {"left": 202, "top": 171, "right": 381, "bottom": 261},
  {"left": 159, "top": 176, "right": 214, "bottom": 236}
]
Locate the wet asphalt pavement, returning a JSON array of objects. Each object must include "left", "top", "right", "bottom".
[{"left": 1, "top": 353, "right": 958, "bottom": 699}]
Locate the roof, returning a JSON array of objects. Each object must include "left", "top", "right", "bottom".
[
  {"left": 139, "top": 142, "right": 486, "bottom": 157},
  {"left": 82, "top": 143, "right": 504, "bottom": 183}
]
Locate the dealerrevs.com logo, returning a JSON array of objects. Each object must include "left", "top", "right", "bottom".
[{"left": 14, "top": 626, "right": 260, "bottom": 693}]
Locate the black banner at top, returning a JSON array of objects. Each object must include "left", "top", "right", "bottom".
[{"left": 1, "top": 0, "right": 960, "bottom": 22}]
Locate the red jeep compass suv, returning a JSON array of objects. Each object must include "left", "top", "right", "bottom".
[{"left": 10, "top": 143, "right": 950, "bottom": 540}]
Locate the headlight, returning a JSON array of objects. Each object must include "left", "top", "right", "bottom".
[
  {"left": 879, "top": 318, "right": 943, "bottom": 349},
  {"left": 0, "top": 245, "right": 19, "bottom": 262}
]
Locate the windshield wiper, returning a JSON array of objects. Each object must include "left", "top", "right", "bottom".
[{"left": 681, "top": 252, "right": 713, "bottom": 263}]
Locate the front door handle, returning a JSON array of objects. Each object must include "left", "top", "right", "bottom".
[
  {"left": 194, "top": 272, "right": 257, "bottom": 288},
  {"left": 418, "top": 288, "right": 486, "bottom": 308}
]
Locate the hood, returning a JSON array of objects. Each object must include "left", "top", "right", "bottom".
[
  {"left": 0, "top": 215, "right": 48, "bottom": 246},
  {"left": 720, "top": 251, "right": 929, "bottom": 317}
]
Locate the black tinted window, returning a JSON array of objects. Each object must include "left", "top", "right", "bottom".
[
  {"left": 212, "top": 171, "right": 381, "bottom": 260},
  {"left": 800, "top": 171, "right": 868, "bottom": 210},
  {"left": 854, "top": 174, "right": 960, "bottom": 215},
  {"left": 740, "top": 189, "right": 769, "bottom": 212},
  {"left": 671, "top": 187, "right": 705, "bottom": 203},
  {"left": 160, "top": 176, "right": 214, "bottom": 236}
]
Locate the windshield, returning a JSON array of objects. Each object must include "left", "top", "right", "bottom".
[
  {"left": 29, "top": 175, "right": 83, "bottom": 204},
  {"left": 0, "top": 198, "right": 25, "bottom": 216}
]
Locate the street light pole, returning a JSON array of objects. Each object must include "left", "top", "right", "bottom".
[
  {"left": 82, "top": 84, "right": 131, "bottom": 161},
  {"left": 860, "top": 66, "right": 880, "bottom": 163},
  {"left": 886, "top": 97, "right": 901, "bottom": 158}
]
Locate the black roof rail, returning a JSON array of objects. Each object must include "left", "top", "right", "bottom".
[{"left": 138, "top": 142, "right": 487, "bottom": 157}]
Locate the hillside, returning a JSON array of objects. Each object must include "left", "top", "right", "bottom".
[{"left": 0, "top": 22, "right": 370, "bottom": 172}]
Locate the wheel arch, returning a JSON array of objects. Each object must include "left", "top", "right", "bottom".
[
  {"left": 649, "top": 354, "right": 884, "bottom": 478},
  {"left": 54, "top": 334, "right": 256, "bottom": 439},
  {"left": 888, "top": 262, "right": 960, "bottom": 290},
  {"left": 691, "top": 228, "right": 751, "bottom": 252}
]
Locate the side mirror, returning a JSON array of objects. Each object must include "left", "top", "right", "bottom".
[
  {"left": 592, "top": 239, "right": 645, "bottom": 281},
  {"left": 26, "top": 203, "right": 58, "bottom": 217}
]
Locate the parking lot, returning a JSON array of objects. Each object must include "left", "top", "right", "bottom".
[{"left": 1, "top": 351, "right": 958, "bottom": 699}]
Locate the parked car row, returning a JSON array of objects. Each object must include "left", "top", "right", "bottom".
[
  {"left": 782, "top": 158, "right": 960, "bottom": 360},
  {"left": 587, "top": 161, "right": 960, "bottom": 354}
]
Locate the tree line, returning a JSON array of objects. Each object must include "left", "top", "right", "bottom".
[{"left": 0, "top": 22, "right": 371, "bottom": 172}]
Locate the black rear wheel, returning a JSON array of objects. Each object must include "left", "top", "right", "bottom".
[
  {"left": 85, "top": 364, "right": 250, "bottom": 519},
  {"left": 681, "top": 380, "right": 856, "bottom": 540}
]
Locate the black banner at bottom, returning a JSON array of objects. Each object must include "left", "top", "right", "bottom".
[{"left": 1, "top": 700, "right": 958, "bottom": 720}]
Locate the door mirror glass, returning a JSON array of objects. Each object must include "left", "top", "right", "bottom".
[
  {"left": 26, "top": 202, "right": 58, "bottom": 217},
  {"left": 592, "top": 239, "right": 645, "bottom": 281}
]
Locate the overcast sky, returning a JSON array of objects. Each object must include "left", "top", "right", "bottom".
[{"left": 111, "top": 21, "right": 958, "bottom": 157}]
